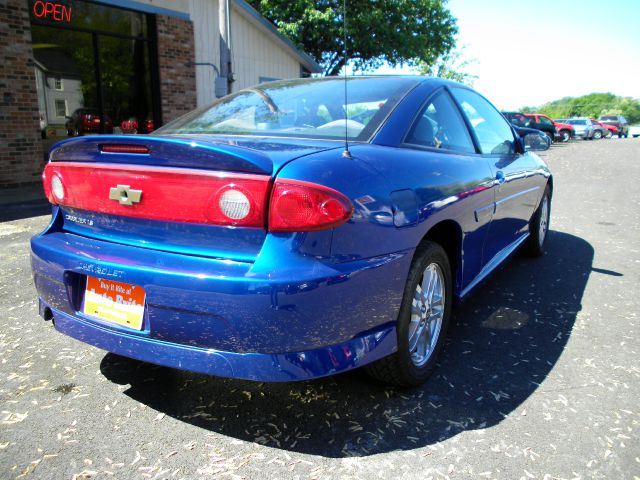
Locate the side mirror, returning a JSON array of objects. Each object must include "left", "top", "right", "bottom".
[{"left": 523, "top": 132, "right": 550, "bottom": 152}]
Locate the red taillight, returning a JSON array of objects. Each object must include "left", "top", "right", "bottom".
[
  {"left": 100, "top": 144, "right": 150, "bottom": 154},
  {"left": 41, "top": 163, "right": 352, "bottom": 231},
  {"left": 268, "top": 179, "right": 353, "bottom": 232}
]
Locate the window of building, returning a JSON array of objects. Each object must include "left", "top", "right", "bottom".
[
  {"left": 30, "top": 0, "right": 159, "bottom": 142},
  {"left": 55, "top": 99, "right": 67, "bottom": 117}
]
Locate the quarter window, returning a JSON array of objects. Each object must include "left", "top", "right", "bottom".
[
  {"left": 405, "top": 90, "right": 475, "bottom": 154},
  {"left": 451, "top": 88, "right": 516, "bottom": 155}
]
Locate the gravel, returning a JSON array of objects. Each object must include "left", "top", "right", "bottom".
[{"left": 1, "top": 138, "right": 639, "bottom": 479}]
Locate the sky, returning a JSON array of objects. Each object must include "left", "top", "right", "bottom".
[{"left": 375, "top": 0, "right": 640, "bottom": 110}]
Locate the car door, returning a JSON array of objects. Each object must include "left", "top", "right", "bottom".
[
  {"left": 449, "top": 87, "right": 541, "bottom": 267},
  {"left": 390, "top": 88, "right": 496, "bottom": 289},
  {"left": 537, "top": 115, "right": 556, "bottom": 137}
]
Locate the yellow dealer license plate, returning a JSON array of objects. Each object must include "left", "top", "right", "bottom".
[{"left": 83, "top": 276, "right": 146, "bottom": 330}]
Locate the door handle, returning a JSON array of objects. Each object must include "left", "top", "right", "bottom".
[{"left": 495, "top": 170, "right": 505, "bottom": 185}]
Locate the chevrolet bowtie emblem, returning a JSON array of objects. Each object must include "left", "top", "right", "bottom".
[{"left": 109, "top": 185, "right": 142, "bottom": 206}]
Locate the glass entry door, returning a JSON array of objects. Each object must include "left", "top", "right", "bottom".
[{"left": 29, "top": 0, "right": 159, "bottom": 152}]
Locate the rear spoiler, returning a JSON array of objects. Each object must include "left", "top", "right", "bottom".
[{"left": 48, "top": 135, "right": 273, "bottom": 175}]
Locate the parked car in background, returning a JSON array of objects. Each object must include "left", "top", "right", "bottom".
[
  {"left": 590, "top": 118, "right": 617, "bottom": 138},
  {"left": 629, "top": 125, "right": 640, "bottom": 138},
  {"left": 587, "top": 118, "right": 609, "bottom": 139},
  {"left": 502, "top": 112, "right": 576, "bottom": 143},
  {"left": 502, "top": 111, "right": 529, "bottom": 128},
  {"left": 563, "top": 118, "right": 598, "bottom": 140},
  {"left": 33, "top": 77, "right": 552, "bottom": 387},
  {"left": 66, "top": 109, "right": 114, "bottom": 136},
  {"left": 598, "top": 115, "right": 629, "bottom": 138},
  {"left": 525, "top": 114, "right": 574, "bottom": 143},
  {"left": 502, "top": 111, "right": 556, "bottom": 141}
]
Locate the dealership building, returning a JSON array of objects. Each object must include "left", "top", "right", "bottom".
[{"left": 0, "top": 0, "right": 321, "bottom": 188}]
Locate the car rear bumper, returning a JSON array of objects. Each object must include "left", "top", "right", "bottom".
[
  {"left": 31, "top": 225, "right": 409, "bottom": 381},
  {"left": 42, "top": 302, "right": 396, "bottom": 381}
]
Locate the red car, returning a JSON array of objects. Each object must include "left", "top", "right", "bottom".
[
  {"left": 590, "top": 118, "right": 617, "bottom": 138},
  {"left": 66, "top": 109, "right": 114, "bottom": 136},
  {"left": 524, "top": 114, "right": 574, "bottom": 143}
]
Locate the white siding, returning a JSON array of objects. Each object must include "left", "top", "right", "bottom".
[
  {"left": 230, "top": 6, "right": 301, "bottom": 92},
  {"left": 120, "top": 0, "right": 309, "bottom": 104},
  {"left": 34, "top": 67, "right": 84, "bottom": 126},
  {"left": 190, "top": 0, "right": 220, "bottom": 106}
]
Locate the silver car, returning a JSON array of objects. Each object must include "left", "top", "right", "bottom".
[{"left": 564, "top": 118, "right": 598, "bottom": 140}]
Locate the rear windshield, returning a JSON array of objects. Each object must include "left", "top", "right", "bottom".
[
  {"left": 599, "top": 116, "right": 617, "bottom": 121},
  {"left": 156, "top": 77, "right": 420, "bottom": 141},
  {"left": 565, "top": 119, "right": 588, "bottom": 125}
]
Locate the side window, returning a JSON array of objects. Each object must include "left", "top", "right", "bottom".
[
  {"left": 405, "top": 90, "right": 475, "bottom": 154},
  {"left": 450, "top": 88, "right": 516, "bottom": 155},
  {"left": 538, "top": 116, "right": 553, "bottom": 126}
]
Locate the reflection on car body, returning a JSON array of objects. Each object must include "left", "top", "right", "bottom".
[{"left": 32, "top": 76, "right": 552, "bottom": 386}]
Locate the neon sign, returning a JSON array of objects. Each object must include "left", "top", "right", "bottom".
[{"left": 32, "top": 1, "right": 72, "bottom": 23}]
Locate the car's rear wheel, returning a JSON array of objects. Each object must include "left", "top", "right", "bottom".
[
  {"left": 560, "top": 130, "right": 570, "bottom": 142},
  {"left": 593, "top": 130, "right": 603, "bottom": 140},
  {"left": 523, "top": 185, "right": 551, "bottom": 257},
  {"left": 365, "top": 242, "right": 452, "bottom": 387}
]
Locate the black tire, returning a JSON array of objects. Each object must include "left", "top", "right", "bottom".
[
  {"left": 592, "top": 130, "right": 603, "bottom": 140},
  {"left": 523, "top": 185, "right": 551, "bottom": 257},
  {"left": 365, "top": 242, "right": 452, "bottom": 387},
  {"left": 544, "top": 131, "right": 554, "bottom": 143},
  {"left": 618, "top": 133, "right": 623, "bottom": 138},
  {"left": 560, "top": 130, "right": 570, "bottom": 142},
  {"left": 605, "top": 130, "right": 613, "bottom": 139}
]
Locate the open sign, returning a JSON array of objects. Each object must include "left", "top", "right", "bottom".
[{"left": 32, "top": 1, "right": 72, "bottom": 23}]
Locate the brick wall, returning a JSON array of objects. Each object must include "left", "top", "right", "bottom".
[
  {"left": 156, "top": 15, "right": 197, "bottom": 123},
  {"left": 0, "top": 0, "right": 44, "bottom": 188}
]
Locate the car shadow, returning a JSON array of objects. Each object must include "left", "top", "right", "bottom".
[{"left": 100, "top": 230, "right": 593, "bottom": 457}]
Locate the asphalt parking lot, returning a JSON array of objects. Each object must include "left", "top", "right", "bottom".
[{"left": 1, "top": 138, "right": 639, "bottom": 480}]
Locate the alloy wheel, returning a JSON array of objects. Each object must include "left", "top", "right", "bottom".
[{"left": 408, "top": 263, "right": 445, "bottom": 367}]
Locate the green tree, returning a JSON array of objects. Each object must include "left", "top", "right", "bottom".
[
  {"left": 521, "top": 93, "right": 640, "bottom": 123},
  {"left": 248, "top": 0, "right": 458, "bottom": 76},
  {"left": 417, "top": 43, "right": 477, "bottom": 86}
]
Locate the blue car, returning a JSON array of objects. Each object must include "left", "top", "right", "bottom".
[{"left": 31, "top": 77, "right": 552, "bottom": 386}]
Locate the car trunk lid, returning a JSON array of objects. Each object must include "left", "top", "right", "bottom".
[{"left": 44, "top": 135, "right": 341, "bottom": 261}]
